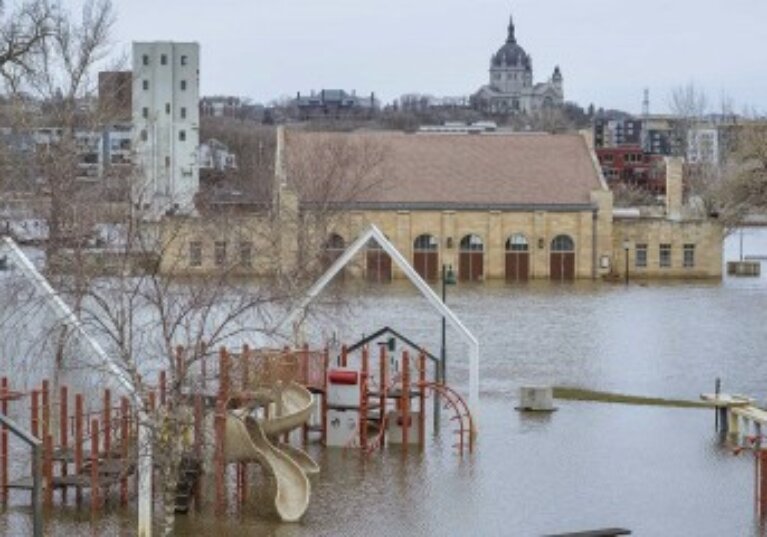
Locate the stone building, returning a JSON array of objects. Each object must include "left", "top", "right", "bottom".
[
  {"left": 472, "top": 14, "right": 564, "bottom": 114},
  {"left": 158, "top": 128, "right": 723, "bottom": 281}
]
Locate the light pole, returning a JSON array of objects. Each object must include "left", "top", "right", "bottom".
[
  {"left": 436, "top": 263, "right": 456, "bottom": 432},
  {"left": 622, "top": 239, "right": 630, "bottom": 286}
]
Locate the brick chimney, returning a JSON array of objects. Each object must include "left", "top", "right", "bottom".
[{"left": 665, "top": 156, "right": 683, "bottom": 221}]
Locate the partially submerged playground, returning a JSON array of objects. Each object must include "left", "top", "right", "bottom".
[
  {"left": 0, "top": 225, "right": 478, "bottom": 535},
  {"left": 0, "top": 343, "right": 473, "bottom": 520}
]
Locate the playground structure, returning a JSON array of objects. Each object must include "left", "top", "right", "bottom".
[
  {"left": 0, "top": 342, "right": 473, "bottom": 524},
  {"left": 0, "top": 227, "right": 480, "bottom": 532}
]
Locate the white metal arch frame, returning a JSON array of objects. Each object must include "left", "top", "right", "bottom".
[
  {"left": 277, "top": 225, "right": 481, "bottom": 422},
  {"left": 0, "top": 237, "right": 154, "bottom": 536}
]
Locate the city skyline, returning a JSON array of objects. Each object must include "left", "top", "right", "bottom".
[{"left": 112, "top": 0, "right": 764, "bottom": 114}]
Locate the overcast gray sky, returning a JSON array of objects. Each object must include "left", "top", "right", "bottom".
[{"left": 111, "top": 0, "right": 767, "bottom": 114}]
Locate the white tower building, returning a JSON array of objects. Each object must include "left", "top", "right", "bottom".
[{"left": 132, "top": 42, "right": 200, "bottom": 217}]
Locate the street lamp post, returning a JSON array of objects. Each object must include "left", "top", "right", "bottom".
[
  {"left": 622, "top": 239, "right": 630, "bottom": 286},
  {"left": 435, "top": 263, "right": 456, "bottom": 432}
]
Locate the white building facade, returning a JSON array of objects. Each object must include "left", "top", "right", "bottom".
[
  {"left": 132, "top": 42, "right": 200, "bottom": 216},
  {"left": 687, "top": 127, "right": 720, "bottom": 165},
  {"left": 472, "top": 15, "right": 563, "bottom": 114}
]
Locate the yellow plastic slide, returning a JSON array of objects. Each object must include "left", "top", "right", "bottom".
[{"left": 223, "top": 382, "right": 318, "bottom": 522}]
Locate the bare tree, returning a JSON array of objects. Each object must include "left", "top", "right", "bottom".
[
  {"left": 611, "top": 182, "right": 662, "bottom": 208},
  {"left": 718, "top": 123, "right": 767, "bottom": 227},
  {"left": 284, "top": 129, "right": 391, "bottom": 277},
  {"left": 0, "top": 0, "right": 53, "bottom": 92},
  {"left": 668, "top": 82, "right": 729, "bottom": 216}
]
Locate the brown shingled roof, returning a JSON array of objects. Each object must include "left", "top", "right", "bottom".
[{"left": 285, "top": 130, "right": 604, "bottom": 209}]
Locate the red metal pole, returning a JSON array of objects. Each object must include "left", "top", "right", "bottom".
[
  {"left": 91, "top": 419, "right": 100, "bottom": 512},
  {"left": 341, "top": 345, "right": 348, "bottom": 368},
  {"left": 239, "top": 341, "right": 249, "bottom": 507},
  {"left": 214, "top": 397, "right": 226, "bottom": 516},
  {"left": 193, "top": 394, "right": 203, "bottom": 511},
  {"left": 418, "top": 352, "right": 426, "bottom": 450},
  {"left": 379, "top": 345, "right": 388, "bottom": 448},
  {"left": 59, "top": 385, "right": 68, "bottom": 504},
  {"left": 0, "top": 377, "right": 8, "bottom": 505},
  {"left": 74, "top": 394, "right": 83, "bottom": 505},
  {"left": 402, "top": 351, "right": 410, "bottom": 454},
  {"left": 321, "top": 348, "right": 329, "bottom": 446},
  {"left": 760, "top": 449, "right": 767, "bottom": 518},
  {"left": 42, "top": 380, "right": 50, "bottom": 438},
  {"left": 103, "top": 389, "right": 112, "bottom": 458},
  {"left": 360, "top": 346, "right": 369, "bottom": 451},
  {"left": 31, "top": 389, "right": 40, "bottom": 438},
  {"left": 120, "top": 396, "right": 129, "bottom": 506}
]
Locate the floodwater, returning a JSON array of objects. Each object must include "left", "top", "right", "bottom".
[{"left": 4, "top": 229, "right": 767, "bottom": 536}]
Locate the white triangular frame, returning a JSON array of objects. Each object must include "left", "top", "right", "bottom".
[{"left": 277, "top": 224, "right": 480, "bottom": 417}]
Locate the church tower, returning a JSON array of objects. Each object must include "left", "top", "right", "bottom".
[
  {"left": 473, "top": 11, "right": 564, "bottom": 114},
  {"left": 489, "top": 15, "right": 532, "bottom": 99}
]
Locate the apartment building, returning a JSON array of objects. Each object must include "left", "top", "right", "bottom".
[{"left": 132, "top": 42, "right": 200, "bottom": 217}]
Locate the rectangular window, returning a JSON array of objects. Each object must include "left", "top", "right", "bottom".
[
  {"left": 180, "top": 80, "right": 187, "bottom": 91},
  {"left": 179, "top": 130, "right": 186, "bottom": 142},
  {"left": 635, "top": 244, "right": 647, "bottom": 268},
  {"left": 659, "top": 243, "right": 672, "bottom": 268},
  {"left": 165, "top": 103, "right": 171, "bottom": 114},
  {"left": 683, "top": 244, "right": 695, "bottom": 268},
  {"left": 239, "top": 241, "right": 253, "bottom": 268},
  {"left": 180, "top": 55, "right": 187, "bottom": 66},
  {"left": 165, "top": 156, "right": 170, "bottom": 167},
  {"left": 142, "top": 107, "right": 148, "bottom": 119},
  {"left": 189, "top": 242, "right": 202, "bottom": 267},
  {"left": 160, "top": 53, "right": 167, "bottom": 65},
  {"left": 142, "top": 79, "right": 149, "bottom": 90},
  {"left": 140, "top": 129, "right": 148, "bottom": 142},
  {"left": 142, "top": 54, "right": 149, "bottom": 66},
  {"left": 214, "top": 241, "right": 227, "bottom": 266},
  {"left": 180, "top": 107, "right": 187, "bottom": 119}
]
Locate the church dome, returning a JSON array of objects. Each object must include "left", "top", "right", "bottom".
[{"left": 491, "top": 16, "right": 531, "bottom": 70}]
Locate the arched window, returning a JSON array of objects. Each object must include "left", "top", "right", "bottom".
[
  {"left": 551, "top": 235, "right": 574, "bottom": 252},
  {"left": 413, "top": 234, "right": 438, "bottom": 251},
  {"left": 505, "top": 234, "right": 528, "bottom": 252},
  {"left": 459, "top": 234, "right": 484, "bottom": 252},
  {"left": 459, "top": 234, "right": 484, "bottom": 281},
  {"left": 321, "top": 233, "right": 346, "bottom": 275},
  {"left": 413, "top": 234, "right": 439, "bottom": 281},
  {"left": 324, "top": 233, "right": 345, "bottom": 251}
]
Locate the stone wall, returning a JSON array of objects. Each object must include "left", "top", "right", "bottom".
[{"left": 612, "top": 217, "right": 723, "bottom": 279}]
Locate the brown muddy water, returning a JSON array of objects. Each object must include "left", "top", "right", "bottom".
[{"left": 2, "top": 230, "right": 767, "bottom": 536}]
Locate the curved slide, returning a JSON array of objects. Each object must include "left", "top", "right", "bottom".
[{"left": 223, "top": 382, "right": 318, "bottom": 522}]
